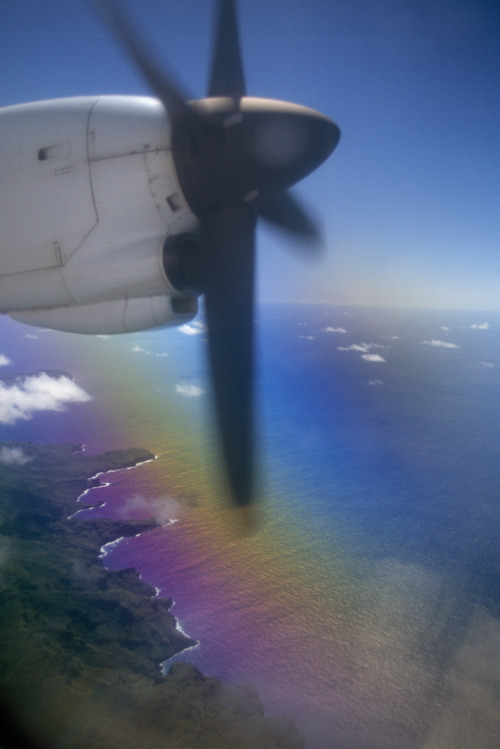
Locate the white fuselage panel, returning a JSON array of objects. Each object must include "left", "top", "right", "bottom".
[
  {"left": 0, "top": 96, "right": 197, "bottom": 315},
  {"left": 0, "top": 97, "right": 98, "bottom": 275}
]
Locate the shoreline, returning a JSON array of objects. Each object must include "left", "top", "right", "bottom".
[
  {"left": 72, "top": 450, "right": 158, "bottom": 515},
  {"left": 0, "top": 439, "right": 304, "bottom": 749},
  {"left": 75, "top": 451, "right": 202, "bottom": 660}
]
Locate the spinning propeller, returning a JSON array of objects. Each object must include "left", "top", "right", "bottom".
[{"left": 96, "top": 0, "right": 340, "bottom": 506}]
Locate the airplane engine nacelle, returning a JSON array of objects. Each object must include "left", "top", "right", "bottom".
[
  {"left": 9, "top": 295, "right": 198, "bottom": 335},
  {"left": 0, "top": 96, "right": 199, "bottom": 332}
]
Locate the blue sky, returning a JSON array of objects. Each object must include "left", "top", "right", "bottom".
[{"left": 1, "top": 0, "right": 499, "bottom": 309}]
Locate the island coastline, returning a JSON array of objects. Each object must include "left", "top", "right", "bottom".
[{"left": 0, "top": 440, "right": 304, "bottom": 749}]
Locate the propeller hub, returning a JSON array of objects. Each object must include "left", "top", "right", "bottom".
[
  {"left": 96, "top": 0, "right": 340, "bottom": 507},
  {"left": 172, "top": 97, "right": 340, "bottom": 216}
]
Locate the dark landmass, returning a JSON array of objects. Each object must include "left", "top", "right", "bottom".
[{"left": 0, "top": 442, "right": 303, "bottom": 749}]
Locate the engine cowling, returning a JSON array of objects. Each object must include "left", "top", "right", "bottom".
[
  {"left": 0, "top": 96, "right": 199, "bottom": 332},
  {"left": 9, "top": 295, "right": 197, "bottom": 335}
]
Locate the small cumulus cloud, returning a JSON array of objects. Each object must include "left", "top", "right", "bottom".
[
  {"left": 362, "top": 354, "right": 386, "bottom": 363},
  {"left": 179, "top": 321, "right": 207, "bottom": 336},
  {"left": 132, "top": 345, "right": 168, "bottom": 358},
  {"left": 115, "top": 493, "right": 184, "bottom": 525},
  {"left": 175, "top": 382, "right": 205, "bottom": 398},
  {"left": 441, "top": 326, "right": 450, "bottom": 331},
  {"left": 480, "top": 361, "right": 494, "bottom": 368},
  {"left": 421, "top": 339, "right": 460, "bottom": 349},
  {"left": 0, "top": 373, "right": 92, "bottom": 425},
  {"left": 466, "top": 322, "right": 490, "bottom": 330},
  {"left": 0, "top": 355, "right": 11, "bottom": 367},
  {"left": 338, "top": 343, "right": 368, "bottom": 352},
  {"left": 25, "top": 334, "right": 40, "bottom": 340},
  {"left": 0, "top": 446, "right": 31, "bottom": 465},
  {"left": 322, "top": 326, "right": 347, "bottom": 334},
  {"left": 368, "top": 379, "right": 384, "bottom": 386},
  {"left": 338, "top": 342, "right": 387, "bottom": 353},
  {"left": 71, "top": 560, "right": 95, "bottom": 585}
]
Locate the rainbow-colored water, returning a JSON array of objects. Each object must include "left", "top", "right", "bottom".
[{"left": 1, "top": 304, "right": 499, "bottom": 749}]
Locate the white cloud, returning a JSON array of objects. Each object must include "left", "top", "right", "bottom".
[
  {"left": 441, "top": 326, "right": 450, "bottom": 331},
  {"left": 0, "top": 355, "right": 11, "bottom": 367},
  {"left": 338, "top": 342, "right": 387, "bottom": 353},
  {"left": 0, "top": 373, "right": 92, "bottom": 425},
  {"left": 322, "top": 326, "right": 347, "bottom": 334},
  {"left": 175, "top": 382, "right": 205, "bottom": 398},
  {"left": 368, "top": 379, "right": 384, "bottom": 386},
  {"left": 421, "top": 339, "right": 460, "bottom": 349},
  {"left": 179, "top": 321, "right": 207, "bottom": 336},
  {"left": 467, "top": 322, "right": 490, "bottom": 330},
  {"left": 338, "top": 343, "right": 368, "bottom": 352},
  {"left": 480, "top": 361, "right": 494, "bottom": 368},
  {"left": 132, "top": 345, "right": 168, "bottom": 358},
  {"left": 0, "top": 446, "right": 31, "bottom": 465},
  {"left": 362, "top": 354, "right": 386, "bottom": 363},
  {"left": 115, "top": 493, "right": 184, "bottom": 525}
]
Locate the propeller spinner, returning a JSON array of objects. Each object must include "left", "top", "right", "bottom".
[{"left": 96, "top": 0, "right": 340, "bottom": 506}]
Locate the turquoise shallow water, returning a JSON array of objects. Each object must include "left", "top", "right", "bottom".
[{"left": 1, "top": 304, "right": 499, "bottom": 748}]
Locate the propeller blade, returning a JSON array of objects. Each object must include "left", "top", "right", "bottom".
[
  {"left": 259, "top": 191, "right": 322, "bottom": 243},
  {"left": 93, "top": 0, "right": 340, "bottom": 509},
  {"left": 93, "top": 0, "right": 200, "bottom": 126},
  {"left": 199, "top": 204, "right": 256, "bottom": 506},
  {"left": 208, "top": 0, "right": 246, "bottom": 98}
]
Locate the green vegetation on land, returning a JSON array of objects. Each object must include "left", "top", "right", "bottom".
[{"left": 0, "top": 442, "right": 303, "bottom": 748}]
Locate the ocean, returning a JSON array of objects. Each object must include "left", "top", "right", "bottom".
[{"left": 1, "top": 303, "right": 499, "bottom": 748}]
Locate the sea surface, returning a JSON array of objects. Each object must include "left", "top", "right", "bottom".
[{"left": 1, "top": 303, "right": 499, "bottom": 749}]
